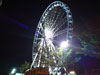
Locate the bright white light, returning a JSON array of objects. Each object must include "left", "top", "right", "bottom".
[
  {"left": 15, "top": 73, "right": 24, "bottom": 75},
  {"left": 60, "top": 40, "right": 69, "bottom": 48},
  {"left": 11, "top": 68, "right": 16, "bottom": 74},
  {"left": 44, "top": 28, "right": 53, "bottom": 39},
  {"left": 48, "top": 40, "right": 52, "bottom": 44},
  {"left": 69, "top": 71, "right": 75, "bottom": 74}
]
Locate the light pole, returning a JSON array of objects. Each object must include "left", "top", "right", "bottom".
[
  {"left": 60, "top": 40, "right": 69, "bottom": 61},
  {"left": 60, "top": 40, "right": 70, "bottom": 74}
]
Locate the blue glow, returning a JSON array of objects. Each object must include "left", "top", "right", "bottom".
[
  {"left": 36, "top": 29, "right": 39, "bottom": 36},
  {"left": 5, "top": 16, "right": 31, "bottom": 30},
  {"left": 20, "top": 24, "right": 30, "bottom": 29}
]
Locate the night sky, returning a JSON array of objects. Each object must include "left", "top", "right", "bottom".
[{"left": 0, "top": 0, "right": 100, "bottom": 75}]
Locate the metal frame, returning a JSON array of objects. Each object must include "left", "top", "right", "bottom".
[{"left": 31, "top": 1, "right": 73, "bottom": 74}]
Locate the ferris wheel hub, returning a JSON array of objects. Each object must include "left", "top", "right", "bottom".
[{"left": 44, "top": 28, "right": 53, "bottom": 39}]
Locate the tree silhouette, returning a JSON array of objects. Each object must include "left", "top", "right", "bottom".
[{"left": 19, "top": 61, "right": 30, "bottom": 73}]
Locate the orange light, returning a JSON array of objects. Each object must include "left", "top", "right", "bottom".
[{"left": 69, "top": 71, "right": 75, "bottom": 74}]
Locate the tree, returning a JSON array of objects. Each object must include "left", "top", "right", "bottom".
[
  {"left": 19, "top": 61, "right": 30, "bottom": 73},
  {"left": 49, "top": 31, "right": 100, "bottom": 72}
]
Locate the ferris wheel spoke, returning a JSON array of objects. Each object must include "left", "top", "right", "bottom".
[
  {"left": 45, "top": 8, "right": 59, "bottom": 29},
  {"left": 39, "top": 23, "right": 45, "bottom": 34},
  {"left": 45, "top": 16, "right": 55, "bottom": 30},
  {"left": 38, "top": 31, "right": 44, "bottom": 37},
  {"left": 53, "top": 17, "right": 67, "bottom": 35},
  {"left": 52, "top": 14, "right": 67, "bottom": 33},
  {"left": 36, "top": 38, "right": 42, "bottom": 41},
  {"left": 44, "top": 14, "right": 54, "bottom": 28},
  {"left": 50, "top": 9, "right": 64, "bottom": 30},
  {"left": 50, "top": 9, "right": 65, "bottom": 29},
  {"left": 53, "top": 28, "right": 67, "bottom": 38}
]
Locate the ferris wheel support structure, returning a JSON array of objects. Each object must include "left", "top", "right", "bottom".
[{"left": 31, "top": 1, "right": 73, "bottom": 74}]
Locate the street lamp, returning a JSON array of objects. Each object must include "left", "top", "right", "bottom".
[
  {"left": 69, "top": 70, "right": 76, "bottom": 75},
  {"left": 60, "top": 40, "right": 69, "bottom": 49},
  {"left": 60, "top": 40, "right": 70, "bottom": 74}
]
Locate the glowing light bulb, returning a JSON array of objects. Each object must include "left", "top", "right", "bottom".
[{"left": 60, "top": 40, "right": 69, "bottom": 48}]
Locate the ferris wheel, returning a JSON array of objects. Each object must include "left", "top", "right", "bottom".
[{"left": 31, "top": 1, "right": 73, "bottom": 73}]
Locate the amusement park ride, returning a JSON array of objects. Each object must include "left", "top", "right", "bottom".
[{"left": 25, "top": 1, "right": 73, "bottom": 75}]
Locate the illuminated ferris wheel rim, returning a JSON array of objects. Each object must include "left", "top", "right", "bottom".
[
  {"left": 38, "top": 1, "right": 73, "bottom": 40},
  {"left": 31, "top": 1, "right": 73, "bottom": 68}
]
